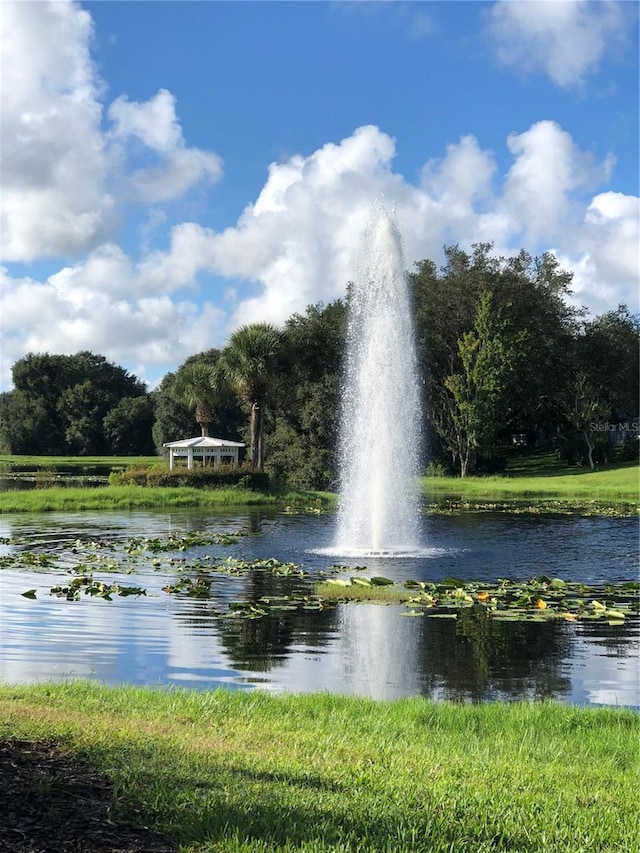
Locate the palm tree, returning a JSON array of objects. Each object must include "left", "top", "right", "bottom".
[
  {"left": 171, "top": 361, "right": 221, "bottom": 437},
  {"left": 221, "top": 323, "right": 283, "bottom": 470}
]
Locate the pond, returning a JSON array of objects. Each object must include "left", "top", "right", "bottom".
[{"left": 0, "top": 509, "right": 638, "bottom": 707}]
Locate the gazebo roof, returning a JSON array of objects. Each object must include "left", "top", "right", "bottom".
[{"left": 163, "top": 436, "right": 245, "bottom": 449}]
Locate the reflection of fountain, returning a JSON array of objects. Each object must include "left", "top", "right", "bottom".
[{"left": 335, "top": 206, "right": 422, "bottom": 555}]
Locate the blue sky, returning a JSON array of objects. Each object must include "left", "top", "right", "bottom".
[{"left": 1, "top": 1, "right": 638, "bottom": 391}]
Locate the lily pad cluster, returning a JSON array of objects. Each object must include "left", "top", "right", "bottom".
[
  {"left": 5, "top": 524, "right": 638, "bottom": 625},
  {"left": 427, "top": 500, "right": 637, "bottom": 517},
  {"left": 318, "top": 574, "right": 639, "bottom": 624},
  {"left": 124, "top": 531, "right": 244, "bottom": 553},
  {"left": 23, "top": 576, "right": 146, "bottom": 601}
]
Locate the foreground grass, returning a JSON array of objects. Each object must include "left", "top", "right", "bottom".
[
  {"left": 0, "top": 682, "right": 637, "bottom": 853},
  {"left": 421, "top": 462, "right": 639, "bottom": 504}
]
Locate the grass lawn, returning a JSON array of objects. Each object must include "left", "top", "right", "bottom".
[
  {"left": 422, "top": 459, "right": 639, "bottom": 504},
  {"left": 0, "top": 484, "right": 333, "bottom": 513},
  {"left": 0, "top": 682, "right": 637, "bottom": 853},
  {"left": 0, "top": 454, "right": 160, "bottom": 469},
  {"left": 0, "top": 451, "right": 637, "bottom": 512}
]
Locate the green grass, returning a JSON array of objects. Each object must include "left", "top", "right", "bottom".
[
  {"left": 0, "top": 452, "right": 637, "bottom": 512},
  {"left": 0, "top": 454, "right": 159, "bottom": 469},
  {"left": 0, "top": 485, "right": 333, "bottom": 513},
  {"left": 422, "top": 462, "right": 639, "bottom": 503},
  {"left": 0, "top": 682, "right": 637, "bottom": 852}
]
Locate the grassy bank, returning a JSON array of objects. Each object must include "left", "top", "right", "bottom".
[
  {"left": 421, "top": 462, "right": 639, "bottom": 504},
  {"left": 0, "top": 682, "right": 637, "bottom": 853},
  {"left": 0, "top": 454, "right": 159, "bottom": 469},
  {"left": 0, "top": 485, "right": 333, "bottom": 514},
  {"left": 0, "top": 452, "right": 637, "bottom": 513}
]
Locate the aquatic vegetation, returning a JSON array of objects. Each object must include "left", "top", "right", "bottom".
[
  {"left": 4, "top": 518, "right": 638, "bottom": 625},
  {"left": 124, "top": 530, "right": 245, "bottom": 553},
  {"left": 426, "top": 499, "right": 638, "bottom": 517},
  {"left": 48, "top": 576, "right": 146, "bottom": 601},
  {"left": 317, "top": 574, "right": 640, "bottom": 624}
]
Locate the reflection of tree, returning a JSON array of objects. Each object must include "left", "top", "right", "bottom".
[
  {"left": 217, "top": 571, "right": 337, "bottom": 671},
  {"left": 578, "top": 619, "right": 640, "bottom": 657},
  {"left": 172, "top": 569, "right": 339, "bottom": 673},
  {"left": 414, "top": 609, "right": 575, "bottom": 702}
]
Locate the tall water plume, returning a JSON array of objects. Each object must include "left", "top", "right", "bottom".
[{"left": 335, "top": 207, "right": 422, "bottom": 554}]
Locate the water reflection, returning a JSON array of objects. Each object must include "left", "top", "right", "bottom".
[{"left": 0, "top": 509, "right": 637, "bottom": 707}]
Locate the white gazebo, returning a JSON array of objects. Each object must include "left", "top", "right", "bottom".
[{"left": 163, "top": 436, "right": 245, "bottom": 470}]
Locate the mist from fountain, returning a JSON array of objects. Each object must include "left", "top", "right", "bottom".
[{"left": 334, "top": 206, "right": 423, "bottom": 556}]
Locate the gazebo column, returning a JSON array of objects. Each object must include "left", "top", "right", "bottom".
[
  {"left": 169, "top": 449, "right": 174, "bottom": 471},
  {"left": 187, "top": 448, "right": 194, "bottom": 470}
]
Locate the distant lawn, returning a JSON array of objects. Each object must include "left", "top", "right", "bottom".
[
  {"left": 0, "top": 452, "right": 637, "bottom": 511},
  {"left": 502, "top": 449, "right": 637, "bottom": 478},
  {"left": 0, "top": 454, "right": 160, "bottom": 469},
  {"left": 422, "top": 462, "right": 638, "bottom": 504}
]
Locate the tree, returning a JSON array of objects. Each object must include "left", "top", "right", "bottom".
[
  {"left": 172, "top": 360, "right": 221, "bottom": 437},
  {"left": 221, "top": 323, "right": 284, "bottom": 471},
  {"left": 3, "top": 351, "right": 148, "bottom": 455},
  {"left": 103, "top": 396, "right": 156, "bottom": 455},
  {"left": 151, "top": 372, "right": 198, "bottom": 453},
  {"left": 560, "top": 373, "right": 609, "bottom": 470},
  {"left": 579, "top": 305, "right": 639, "bottom": 419},
  {"left": 268, "top": 300, "right": 347, "bottom": 489},
  {"left": 436, "top": 292, "right": 521, "bottom": 477},
  {"left": 410, "top": 245, "right": 581, "bottom": 461},
  {"left": 152, "top": 355, "right": 244, "bottom": 453}
]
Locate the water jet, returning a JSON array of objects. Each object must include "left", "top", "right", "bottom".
[{"left": 334, "top": 206, "right": 422, "bottom": 556}]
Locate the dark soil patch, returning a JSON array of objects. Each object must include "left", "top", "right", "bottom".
[{"left": 0, "top": 740, "right": 179, "bottom": 853}]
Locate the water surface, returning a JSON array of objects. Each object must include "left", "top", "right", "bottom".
[{"left": 0, "top": 509, "right": 637, "bottom": 707}]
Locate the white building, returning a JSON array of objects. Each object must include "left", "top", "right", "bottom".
[{"left": 163, "top": 436, "right": 245, "bottom": 470}]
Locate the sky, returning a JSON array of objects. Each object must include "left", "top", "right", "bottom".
[{"left": 1, "top": 0, "right": 638, "bottom": 393}]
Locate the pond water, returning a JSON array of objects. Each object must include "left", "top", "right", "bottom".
[{"left": 0, "top": 509, "right": 638, "bottom": 707}]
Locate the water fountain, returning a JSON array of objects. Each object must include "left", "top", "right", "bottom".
[{"left": 334, "top": 206, "right": 423, "bottom": 555}]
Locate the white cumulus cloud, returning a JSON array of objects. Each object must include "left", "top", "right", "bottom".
[
  {"left": 488, "top": 0, "right": 631, "bottom": 89},
  {"left": 121, "top": 123, "right": 636, "bottom": 338},
  {"left": 0, "top": 0, "right": 114, "bottom": 261},
  {"left": 0, "top": 2, "right": 223, "bottom": 261},
  {"left": 108, "top": 89, "right": 223, "bottom": 203}
]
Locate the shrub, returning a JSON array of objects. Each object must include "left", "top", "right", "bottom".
[
  {"left": 619, "top": 434, "right": 640, "bottom": 462},
  {"left": 109, "top": 463, "right": 269, "bottom": 490},
  {"left": 425, "top": 461, "right": 449, "bottom": 478}
]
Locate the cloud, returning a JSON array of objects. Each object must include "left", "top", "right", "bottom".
[
  {"left": 502, "top": 120, "right": 611, "bottom": 242},
  {"left": 0, "top": 2, "right": 223, "bottom": 262},
  {"left": 108, "top": 90, "right": 223, "bottom": 203},
  {"left": 557, "top": 192, "right": 640, "bottom": 314},
  {"left": 0, "top": 1, "right": 114, "bottom": 261},
  {"left": 0, "top": 257, "right": 225, "bottom": 390},
  {"left": 488, "top": 0, "right": 630, "bottom": 89},
  {"left": 81, "top": 123, "right": 637, "bottom": 340},
  {"left": 3, "top": 118, "right": 636, "bottom": 391}
]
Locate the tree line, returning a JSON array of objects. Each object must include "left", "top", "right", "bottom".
[{"left": 1, "top": 244, "right": 637, "bottom": 483}]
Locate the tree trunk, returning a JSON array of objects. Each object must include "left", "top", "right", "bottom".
[
  {"left": 582, "top": 429, "right": 595, "bottom": 470},
  {"left": 257, "top": 404, "right": 265, "bottom": 472},
  {"left": 250, "top": 403, "right": 260, "bottom": 468}
]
